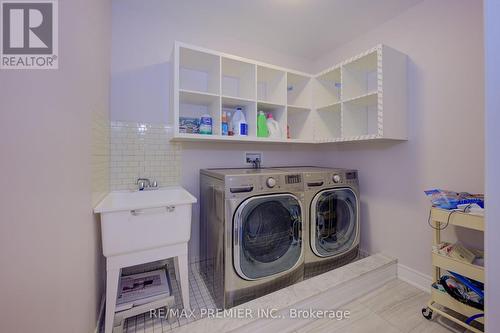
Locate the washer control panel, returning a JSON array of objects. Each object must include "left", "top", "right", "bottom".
[
  {"left": 285, "top": 174, "right": 302, "bottom": 184},
  {"left": 258, "top": 173, "right": 303, "bottom": 192}
]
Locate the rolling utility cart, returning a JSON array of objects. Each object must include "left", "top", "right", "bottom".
[{"left": 422, "top": 207, "right": 484, "bottom": 333}]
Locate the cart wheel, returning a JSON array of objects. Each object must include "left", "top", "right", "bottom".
[{"left": 421, "top": 307, "right": 433, "bottom": 320}]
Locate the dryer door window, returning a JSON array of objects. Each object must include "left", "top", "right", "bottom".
[
  {"left": 311, "top": 188, "right": 358, "bottom": 257},
  {"left": 234, "top": 194, "right": 302, "bottom": 280}
]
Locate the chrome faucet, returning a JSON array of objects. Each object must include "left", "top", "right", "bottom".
[
  {"left": 136, "top": 178, "right": 158, "bottom": 191},
  {"left": 253, "top": 157, "right": 261, "bottom": 169}
]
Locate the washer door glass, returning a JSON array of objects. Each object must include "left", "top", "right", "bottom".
[
  {"left": 234, "top": 194, "right": 302, "bottom": 280},
  {"left": 311, "top": 188, "right": 358, "bottom": 257}
]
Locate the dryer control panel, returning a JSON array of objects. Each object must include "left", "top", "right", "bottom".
[
  {"left": 304, "top": 170, "right": 358, "bottom": 190},
  {"left": 344, "top": 171, "right": 358, "bottom": 186},
  {"left": 326, "top": 171, "right": 358, "bottom": 186}
]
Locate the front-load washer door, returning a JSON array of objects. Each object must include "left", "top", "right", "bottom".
[
  {"left": 311, "top": 188, "right": 358, "bottom": 258},
  {"left": 233, "top": 194, "right": 303, "bottom": 280}
]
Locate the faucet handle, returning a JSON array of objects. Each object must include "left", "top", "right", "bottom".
[
  {"left": 136, "top": 177, "right": 149, "bottom": 184},
  {"left": 136, "top": 178, "right": 151, "bottom": 190},
  {"left": 151, "top": 180, "right": 158, "bottom": 188}
]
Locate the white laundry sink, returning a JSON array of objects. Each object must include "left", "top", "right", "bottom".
[{"left": 94, "top": 186, "right": 197, "bottom": 257}]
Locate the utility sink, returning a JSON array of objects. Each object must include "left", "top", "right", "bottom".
[{"left": 94, "top": 186, "right": 197, "bottom": 257}]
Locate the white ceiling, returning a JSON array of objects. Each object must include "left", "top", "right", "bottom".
[{"left": 164, "top": 0, "right": 423, "bottom": 61}]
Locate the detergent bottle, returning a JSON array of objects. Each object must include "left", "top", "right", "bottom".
[
  {"left": 257, "top": 111, "right": 269, "bottom": 137},
  {"left": 266, "top": 113, "right": 281, "bottom": 139}
]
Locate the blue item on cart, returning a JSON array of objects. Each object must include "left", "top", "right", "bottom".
[
  {"left": 449, "top": 271, "right": 484, "bottom": 299},
  {"left": 424, "top": 189, "right": 484, "bottom": 210},
  {"left": 439, "top": 275, "right": 483, "bottom": 310},
  {"left": 457, "top": 198, "right": 484, "bottom": 209}
]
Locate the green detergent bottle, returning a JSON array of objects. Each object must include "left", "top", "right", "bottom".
[{"left": 257, "top": 111, "right": 269, "bottom": 137}]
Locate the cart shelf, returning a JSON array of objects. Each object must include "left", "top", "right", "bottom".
[
  {"left": 431, "top": 252, "right": 484, "bottom": 283},
  {"left": 430, "top": 207, "right": 484, "bottom": 231},
  {"left": 430, "top": 289, "right": 484, "bottom": 324}
]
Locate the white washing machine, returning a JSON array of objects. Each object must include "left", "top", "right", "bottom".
[
  {"left": 274, "top": 167, "right": 360, "bottom": 278},
  {"left": 199, "top": 168, "right": 305, "bottom": 308}
]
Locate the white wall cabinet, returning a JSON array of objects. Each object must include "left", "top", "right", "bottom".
[{"left": 171, "top": 42, "right": 407, "bottom": 143}]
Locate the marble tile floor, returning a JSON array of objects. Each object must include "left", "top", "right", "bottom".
[
  {"left": 120, "top": 257, "right": 472, "bottom": 333},
  {"left": 121, "top": 252, "right": 369, "bottom": 333},
  {"left": 294, "top": 279, "right": 472, "bottom": 333}
]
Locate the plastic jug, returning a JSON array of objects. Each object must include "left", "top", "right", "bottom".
[
  {"left": 232, "top": 107, "right": 248, "bottom": 136},
  {"left": 257, "top": 111, "right": 269, "bottom": 137},
  {"left": 266, "top": 113, "right": 281, "bottom": 138}
]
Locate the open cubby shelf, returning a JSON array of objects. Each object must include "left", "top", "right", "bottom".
[
  {"left": 222, "top": 96, "right": 257, "bottom": 137},
  {"left": 287, "top": 73, "right": 312, "bottom": 108},
  {"left": 257, "top": 66, "right": 286, "bottom": 105},
  {"left": 179, "top": 90, "right": 221, "bottom": 136},
  {"left": 221, "top": 57, "right": 256, "bottom": 100},
  {"left": 179, "top": 47, "right": 220, "bottom": 95},
  {"left": 257, "top": 102, "right": 287, "bottom": 140},
  {"left": 316, "top": 103, "right": 342, "bottom": 140},
  {"left": 287, "top": 107, "right": 313, "bottom": 140},
  {"left": 315, "top": 67, "right": 342, "bottom": 108},
  {"left": 172, "top": 42, "right": 407, "bottom": 143}
]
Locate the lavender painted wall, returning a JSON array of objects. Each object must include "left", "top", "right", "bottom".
[
  {"left": 313, "top": 0, "right": 484, "bottom": 276},
  {"left": 0, "top": 1, "right": 111, "bottom": 332}
]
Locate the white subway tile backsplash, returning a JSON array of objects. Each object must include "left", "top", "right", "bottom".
[
  {"left": 110, "top": 121, "right": 181, "bottom": 190},
  {"left": 91, "top": 104, "right": 110, "bottom": 206}
]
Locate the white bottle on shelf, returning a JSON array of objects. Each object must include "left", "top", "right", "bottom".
[
  {"left": 266, "top": 113, "right": 281, "bottom": 138},
  {"left": 232, "top": 107, "right": 248, "bottom": 136}
]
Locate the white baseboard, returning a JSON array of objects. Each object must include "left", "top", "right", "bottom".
[
  {"left": 397, "top": 263, "right": 432, "bottom": 293},
  {"left": 360, "top": 248, "right": 432, "bottom": 293},
  {"left": 94, "top": 293, "right": 105, "bottom": 333}
]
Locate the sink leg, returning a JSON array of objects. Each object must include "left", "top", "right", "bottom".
[
  {"left": 176, "top": 250, "right": 190, "bottom": 310},
  {"left": 105, "top": 266, "right": 120, "bottom": 333}
]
